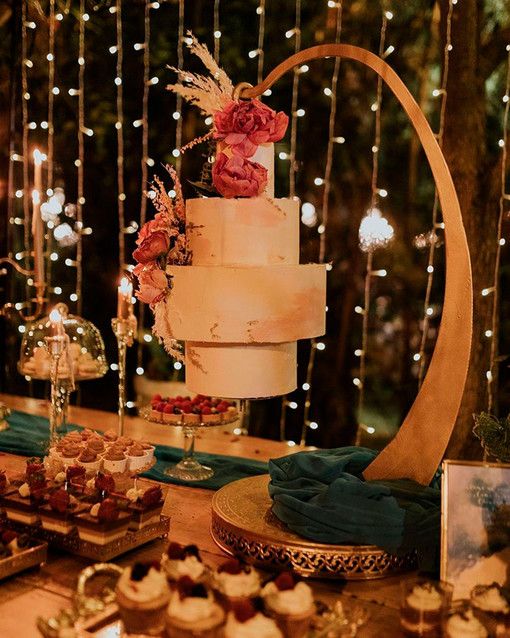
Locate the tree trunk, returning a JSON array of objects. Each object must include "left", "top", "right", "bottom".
[{"left": 441, "top": 0, "right": 500, "bottom": 458}]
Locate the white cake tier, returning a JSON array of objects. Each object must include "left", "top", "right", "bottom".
[
  {"left": 165, "top": 264, "right": 326, "bottom": 343},
  {"left": 252, "top": 142, "right": 274, "bottom": 197},
  {"left": 187, "top": 197, "right": 299, "bottom": 266},
  {"left": 185, "top": 342, "right": 296, "bottom": 398}
]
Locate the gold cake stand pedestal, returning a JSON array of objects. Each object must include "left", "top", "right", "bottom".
[{"left": 211, "top": 475, "right": 417, "bottom": 580}]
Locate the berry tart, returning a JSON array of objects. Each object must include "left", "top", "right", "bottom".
[
  {"left": 75, "top": 497, "right": 131, "bottom": 544},
  {"left": 211, "top": 558, "right": 261, "bottom": 610},
  {"left": 161, "top": 542, "right": 206, "bottom": 585},
  {"left": 261, "top": 572, "right": 315, "bottom": 638},
  {"left": 115, "top": 561, "right": 170, "bottom": 636},
  {"left": 126, "top": 484, "right": 164, "bottom": 530},
  {"left": 150, "top": 394, "right": 238, "bottom": 425},
  {"left": 39, "top": 488, "right": 85, "bottom": 535},
  {"left": 224, "top": 600, "right": 283, "bottom": 638},
  {"left": 165, "top": 576, "right": 225, "bottom": 638}
]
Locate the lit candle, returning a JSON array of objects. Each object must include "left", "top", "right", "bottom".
[
  {"left": 32, "top": 149, "right": 45, "bottom": 289},
  {"left": 49, "top": 307, "right": 65, "bottom": 337},
  {"left": 117, "top": 276, "right": 133, "bottom": 320}
]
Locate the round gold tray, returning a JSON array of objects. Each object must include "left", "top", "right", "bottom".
[{"left": 211, "top": 475, "right": 417, "bottom": 580}]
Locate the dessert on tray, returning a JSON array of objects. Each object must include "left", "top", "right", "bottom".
[
  {"left": 149, "top": 393, "right": 238, "bottom": 425},
  {"left": 470, "top": 583, "right": 510, "bottom": 636},
  {"left": 165, "top": 576, "right": 225, "bottom": 638},
  {"left": 161, "top": 542, "right": 206, "bottom": 585},
  {"left": 75, "top": 497, "right": 132, "bottom": 545},
  {"left": 116, "top": 561, "right": 171, "bottom": 636},
  {"left": 224, "top": 600, "right": 283, "bottom": 638},
  {"left": 261, "top": 571, "right": 315, "bottom": 638},
  {"left": 39, "top": 488, "right": 86, "bottom": 535},
  {"left": 400, "top": 580, "right": 449, "bottom": 637},
  {"left": 211, "top": 558, "right": 261, "bottom": 610},
  {"left": 126, "top": 484, "right": 164, "bottom": 531},
  {"left": 445, "top": 608, "right": 488, "bottom": 638}
]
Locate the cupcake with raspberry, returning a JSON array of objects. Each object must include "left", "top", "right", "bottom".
[
  {"left": 116, "top": 561, "right": 170, "bottom": 636},
  {"left": 212, "top": 559, "right": 261, "bottom": 609},
  {"left": 162, "top": 543, "right": 206, "bottom": 585},
  {"left": 166, "top": 576, "right": 225, "bottom": 638},
  {"left": 445, "top": 608, "right": 488, "bottom": 638},
  {"left": 471, "top": 583, "right": 510, "bottom": 635},
  {"left": 224, "top": 600, "right": 282, "bottom": 638},
  {"left": 103, "top": 447, "right": 127, "bottom": 474},
  {"left": 261, "top": 572, "right": 315, "bottom": 638}
]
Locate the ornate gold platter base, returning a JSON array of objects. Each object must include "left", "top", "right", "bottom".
[{"left": 211, "top": 475, "right": 417, "bottom": 580}]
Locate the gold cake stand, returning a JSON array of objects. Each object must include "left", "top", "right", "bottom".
[{"left": 211, "top": 475, "right": 417, "bottom": 580}]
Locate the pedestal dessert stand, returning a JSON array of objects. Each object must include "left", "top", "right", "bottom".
[
  {"left": 139, "top": 405, "right": 241, "bottom": 481},
  {"left": 209, "top": 44, "right": 472, "bottom": 577}
]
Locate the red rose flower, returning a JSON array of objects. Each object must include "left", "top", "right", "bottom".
[
  {"left": 213, "top": 99, "right": 288, "bottom": 157},
  {"left": 133, "top": 230, "right": 170, "bottom": 264},
  {"left": 212, "top": 152, "right": 267, "bottom": 198},
  {"left": 135, "top": 265, "right": 168, "bottom": 305}
]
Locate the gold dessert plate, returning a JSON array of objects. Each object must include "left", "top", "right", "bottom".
[{"left": 210, "top": 475, "right": 416, "bottom": 580}]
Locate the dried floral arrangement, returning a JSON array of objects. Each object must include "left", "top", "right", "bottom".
[{"left": 473, "top": 412, "right": 510, "bottom": 463}]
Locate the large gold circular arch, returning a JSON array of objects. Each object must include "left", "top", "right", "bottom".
[{"left": 240, "top": 44, "right": 473, "bottom": 485}]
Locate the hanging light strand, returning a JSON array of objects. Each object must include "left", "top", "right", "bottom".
[
  {"left": 137, "top": 0, "right": 151, "bottom": 369},
  {"left": 21, "top": 0, "right": 31, "bottom": 285},
  {"left": 75, "top": 0, "right": 86, "bottom": 315},
  {"left": 354, "top": 9, "right": 390, "bottom": 446},
  {"left": 288, "top": 0, "right": 302, "bottom": 198},
  {"left": 299, "top": 2, "right": 343, "bottom": 446},
  {"left": 416, "top": 0, "right": 454, "bottom": 386},
  {"left": 487, "top": 45, "right": 510, "bottom": 412},
  {"left": 175, "top": 0, "right": 185, "bottom": 175},
  {"left": 213, "top": 0, "right": 220, "bottom": 62},
  {"left": 115, "top": 0, "right": 126, "bottom": 269},
  {"left": 47, "top": 0, "right": 55, "bottom": 190},
  {"left": 256, "top": 0, "right": 266, "bottom": 84}
]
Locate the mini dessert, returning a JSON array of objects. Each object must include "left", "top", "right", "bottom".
[
  {"left": 126, "top": 485, "right": 164, "bottom": 530},
  {"left": 445, "top": 609, "right": 488, "bottom": 638},
  {"left": 76, "top": 447, "right": 101, "bottom": 472},
  {"left": 87, "top": 436, "right": 105, "bottom": 455},
  {"left": 116, "top": 561, "right": 170, "bottom": 636},
  {"left": 224, "top": 600, "right": 283, "bottom": 638},
  {"left": 212, "top": 559, "right": 261, "bottom": 609},
  {"left": 400, "top": 581, "right": 447, "bottom": 637},
  {"left": 2, "top": 482, "right": 44, "bottom": 524},
  {"left": 65, "top": 465, "right": 87, "bottom": 494},
  {"left": 80, "top": 428, "right": 95, "bottom": 440},
  {"left": 86, "top": 472, "right": 116, "bottom": 498},
  {"left": 127, "top": 443, "right": 149, "bottom": 471},
  {"left": 140, "top": 440, "right": 156, "bottom": 463},
  {"left": 75, "top": 497, "right": 131, "bottom": 544},
  {"left": 150, "top": 394, "right": 238, "bottom": 425},
  {"left": 471, "top": 584, "right": 510, "bottom": 635},
  {"left": 103, "top": 428, "right": 118, "bottom": 442},
  {"left": 39, "top": 488, "right": 84, "bottom": 534},
  {"left": 0, "top": 530, "right": 31, "bottom": 556},
  {"left": 166, "top": 576, "right": 225, "bottom": 637},
  {"left": 102, "top": 448, "right": 127, "bottom": 474},
  {"left": 162, "top": 543, "right": 206, "bottom": 584},
  {"left": 60, "top": 442, "right": 83, "bottom": 467},
  {"left": 262, "top": 572, "right": 315, "bottom": 638}
]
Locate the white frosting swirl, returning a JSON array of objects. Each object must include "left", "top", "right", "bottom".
[
  {"left": 89, "top": 503, "right": 100, "bottom": 517},
  {"left": 213, "top": 567, "right": 260, "bottom": 598},
  {"left": 167, "top": 590, "right": 215, "bottom": 623},
  {"left": 163, "top": 555, "right": 205, "bottom": 582},
  {"left": 406, "top": 585, "right": 443, "bottom": 611},
  {"left": 472, "top": 585, "right": 510, "bottom": 613},
  {"left": 224, "top": 612, "right": 283, "bottom": 638},
  {"left": 18, "top": 483, "right": 30, "bottom": 498},
  {"left": 446, "top": 610, "right": 488, "bottom": 638},
  {"left": 117, "top": 566, "right": 169, "bottom": 604},
  {"left": 54, "top": 472, "right": 66, "bottom": 484},
  {"left": 262, "top": 581, "right": 314, "bottom": 615},
  {"left": 126, "top": 487, "right": 143, "bottom": 503}
]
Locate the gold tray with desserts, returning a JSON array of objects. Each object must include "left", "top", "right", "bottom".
[
  {"left": 0, "top": 539, "right": 48, "bottom": 580},
  {"left": 4, "top": 514, "right": 170, "bottom": 562},
  {"left": 139, "top": 404, "right": 240, "bottom": 428}
]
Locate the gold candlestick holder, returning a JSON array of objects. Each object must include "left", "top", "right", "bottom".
[
  {"left": 44, "top": 334, "right": 71, "bottom": 445},
  {"left": 111, "top": 316, "right": 137, "bottom": 437}
]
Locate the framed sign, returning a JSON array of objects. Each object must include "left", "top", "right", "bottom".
[{"left": 441, "top": 460, "right": 510, "bottom": 600}]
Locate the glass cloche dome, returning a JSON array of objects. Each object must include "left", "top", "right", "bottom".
[{"left": 18, "top": 303, "right": 108, "bottom": 381}]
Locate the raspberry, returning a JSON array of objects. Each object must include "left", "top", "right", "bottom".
[
  {"left": 156, "top": 402, "right": 167, "bottom": 412},
  {"left": 233, "top": 600, "right": 257, "bottom": 623},
  {"left": 274, "top": 571, "right": 295, "bottom": 591},
  {"left": 216, "top": 404, "right": 228, "bottom": 413},
  {"left": 218, "top": 558, "right": 243, "bottom": 575},
  {"left": 50, "top": 488, "right": 70, "bottom": 513},
  {"left": 202, "top": 400, "right": 212, "bottom": 408},
  {"left": 163, "top": 404, "right": 174, "bottom": 414},
  {"left": 152, "top": 394, "right": 162, "bottom": 402},
  {"left": 201, "top": 406, "right": 212, "bottom": 415},
  {"left": 167, "top": 542, "right": 184, "bottom": 559}
]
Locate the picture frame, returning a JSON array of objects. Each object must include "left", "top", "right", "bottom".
[{"left": 441, "top": 459, "right": 510, "bottom": 600}]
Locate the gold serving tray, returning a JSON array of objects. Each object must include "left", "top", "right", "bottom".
[
  {"left": 4, "top": 515, "right": 170, "bottom": 562},
  {"left": 0, "top": 541, "right": 48, "bottom": 580},
  {"left": 211, "top": 475, "right": 416, "bottom": 580}
]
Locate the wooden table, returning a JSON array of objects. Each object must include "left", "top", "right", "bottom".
[{"left": 0, "top": 394, "right": 405, "bottom": 637}]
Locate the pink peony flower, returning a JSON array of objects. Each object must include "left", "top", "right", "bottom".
[
  {"left": 212, "top": 152, "right": 267, "bottom": 198},
  {"left": 136, "top": 216, "right": 169, "bottom": 246},
  {"left": 213, "top": 99, "right": 288, "bottom": 157},
  {"left": 135, "top": 265, "right": 168, "bottom": 305},
  {"left": 133, "top": 230, "right": 170, "bottom": 263}
]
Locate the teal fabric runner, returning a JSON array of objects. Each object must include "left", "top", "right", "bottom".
[
  {"left": 269, "top": 447, "right": 441, "bottom": 570},
  {"left": 0, "top": 410, "right": 268, "bottom": 491}
]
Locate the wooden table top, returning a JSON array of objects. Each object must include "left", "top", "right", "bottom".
[{"left": 0, "top": 394, "right": 405, "bottom": 637}]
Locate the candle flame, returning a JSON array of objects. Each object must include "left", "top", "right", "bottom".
[
  {"left": 33, "top": 149, "right": 43, "bottom": 165},
  {"left": 119, "top": 276, "right": 132, "bottom": 294},
  {"left": 49, "top": 308, "right": 62, "bottom": 323}
]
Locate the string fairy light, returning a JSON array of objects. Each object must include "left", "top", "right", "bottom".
[
  {"left": 416, "top": 0, "right": 455, "bottom": 386},
  {"left": 256, "top": 0, "right": 266, "bottom": 84},
  {"left": 175, "top": 0, "right": 185, "bottom": 175},
  {"left": 137, "top": 0, "right": 151, "bottom": 370},
  {"left": 486, "top": 44, "right": 510, "bottom": 411},
  {"left": 288, "top": 0, "right": 302, "bottom": 198},
  {"left": 47, "top": 0, "right": 55, "bottom": 191},
  {"left": 115, "top": 0, "right": 126, "bottom": 270},
  {"left": 75, "top": 0, "right": 86, "bottom": 315},
  {"left": 213, "top": 0, "right": 221, "bottom": 63},
  {"left": 354, "top": 7, "right": 392, "bottom": 446},
  {"left": 21, "top": 0, "right": 31, "bottom": 289}
]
